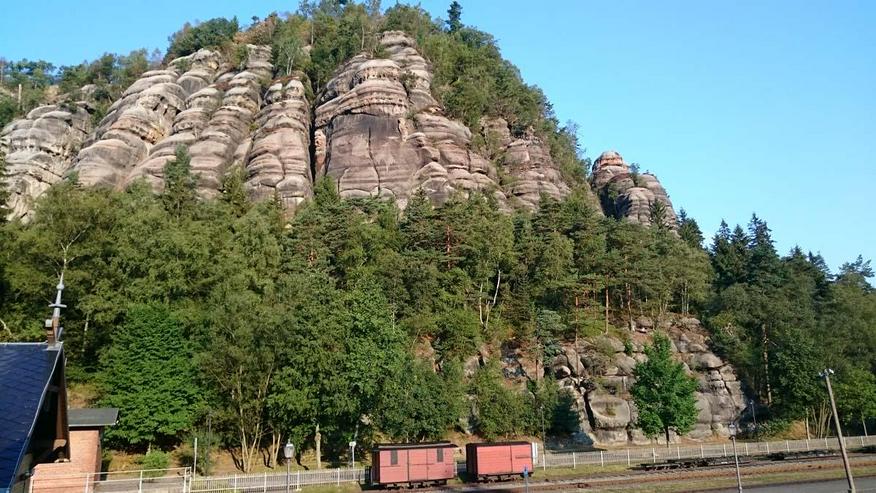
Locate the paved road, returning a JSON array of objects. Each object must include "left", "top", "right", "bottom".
[{"left": 708, "top": 475, "right": 876, "bottom": 492}]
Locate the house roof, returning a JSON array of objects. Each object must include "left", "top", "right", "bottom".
[
  {"left": 68, "top": 408, "right": 119, "bottom": 429},
  {"left": 0, "top": 343, "right": 63, "bottom": 490}
]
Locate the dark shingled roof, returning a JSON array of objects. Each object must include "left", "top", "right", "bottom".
[
  {"left": 69, "top": 408, "right": 119, "bottom": 429},
  {"left": 0, "top": 343, "right": 63, "bottom": 490}
]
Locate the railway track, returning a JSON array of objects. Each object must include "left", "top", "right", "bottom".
[{"left": 398, "top": 454, "right": 876, "bottom": 492}]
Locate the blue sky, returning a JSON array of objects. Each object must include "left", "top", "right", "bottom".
[{"left": 1, "top": 1, "right": 874, "bottom": 272}]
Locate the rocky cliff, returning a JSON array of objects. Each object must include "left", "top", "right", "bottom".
[
  {"left": 591, "top": 150, "right": 678, "bottom": 229},
  {"left": 0, "top": 27, "right": 737, "bottom": 446},
  {"left": 501, "top": 317, "right": 745, "bottom": 445},
  {"left": 0, "top": 103, "right": 92, "bottom": 219},
  {"left": 2, "top": 32, "right": 586, "bottom": 218}
]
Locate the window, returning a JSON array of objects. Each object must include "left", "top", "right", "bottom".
[
  {"left": 437, "top": 448, "right": 444, "bottom": 462},
  {"left": 390, "top": 450, "right": 398, "bottom": 465}
]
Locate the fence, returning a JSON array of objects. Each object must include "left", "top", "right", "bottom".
[
  {"left": 29, "top": 435, "right": 876, "bottom": 493},
  {"left": 540, "top": 434, "right": 876, "bottom": 469},
  {"left": 189, "top": 467, "right": 366, "bottom": 492},
  {"left": 29, "top": 467, "right": 190, "bottom": 493}
]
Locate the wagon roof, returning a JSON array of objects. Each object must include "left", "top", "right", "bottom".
[
  {"left": 466, "top": 441, "right": 532, "bottom": 447},
  {"left": 373, "top": 441, "right": 457, "bottom": 450}
]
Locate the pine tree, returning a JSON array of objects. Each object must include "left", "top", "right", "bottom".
[
  {"left": 162, "top": 145, "right": 197, "bottom": 218},
  {"left": 446, "top": 1, "right": 462, "bottom": 33},
  {"left": 631, "top": 333, "right": 698, "bottom": 446},
  {"left": 676, "top": 208, "right": 704, "bottom": 249}
]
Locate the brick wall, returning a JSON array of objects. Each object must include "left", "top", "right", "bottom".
[{"left": 31, "top": 429, "right": 101, "bottom": 493}]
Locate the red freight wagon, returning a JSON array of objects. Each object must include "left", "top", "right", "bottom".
[
  {"left": 465, "top": 442, "right": 534, "bottom": 481},
  {"left": 371, "top": 442, "right": 457, "bottom": 487}
]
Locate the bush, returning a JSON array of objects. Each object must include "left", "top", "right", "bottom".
[
  {"left": 166, "top": 18, "right": 240, "bottom": 61},
  {"left": 138, "top": 451, "right": 170, "bottom": 477}
]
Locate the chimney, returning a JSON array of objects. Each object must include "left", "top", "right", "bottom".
[{"left": 45, "top": 318, "right": 55, "bottom": 345}]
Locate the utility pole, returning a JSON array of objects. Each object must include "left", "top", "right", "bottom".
[
  {"left": 821, "top": 369, "right": 856, "bottom": 493},
  {"left": 729, "top": 423, "right": 743, "bottom": 492}
]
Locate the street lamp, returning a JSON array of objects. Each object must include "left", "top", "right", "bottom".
[
  {"left": 820, "top": 369, "right": 856, "bottom": 493},
  {"left": 349, "top": 441, "right": 357, "bottom": 468},
  {"left": 284, "top": 442, "right": 295, "bottom": 493},
  {"left": 728, "top": 423, "right": 742, "bottom": 492},
  {"left": 749, "top": 400, "right": 757, "bottom": 432}
]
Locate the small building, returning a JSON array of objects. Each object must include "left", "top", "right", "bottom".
[
  {"left": 1, "top": 276, "right": 115, "bottom": 493},
  {"left": 0, "top": 342, "right": 69, "bottom": 493},
  {"left": 30, "top": 408, "right": 118, "bottom": 493}
]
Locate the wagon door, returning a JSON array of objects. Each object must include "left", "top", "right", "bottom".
[
  {"left": 408, "top": 448, "right": 429, "bottom": 481},
  {"left": 426, "top": 447, "right": 452, "bottom": 480},
  {"left": 510, "top": 444, "right": 533, "bottom": 475}
]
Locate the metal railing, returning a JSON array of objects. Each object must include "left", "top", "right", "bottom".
[
  {"left": 540, "top": 434, "right": 876, "bottom": 469},
  {"left": 29, "top": 435, "right": 876, "bottom": 492},
  {"left": 29, "top": 467, "right": 190, "bottom": 493},
  {"left": 189, "top": 467, "right": 366, "bottom": 492}
]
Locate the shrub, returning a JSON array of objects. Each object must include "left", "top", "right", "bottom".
[
  {"left": 138, "top": 451, "right": 170, "bottom": 477},
  {"left": 166, "top": 18, "right": 240, "bottom": 61}
]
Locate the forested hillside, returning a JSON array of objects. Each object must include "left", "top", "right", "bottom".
[{"left": 0, "top": 0, "right": 873, "bottom": 473}]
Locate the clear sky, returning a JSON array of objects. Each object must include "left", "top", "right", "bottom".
[{"left": 1, "top": 1, "right": 874, "bottom": 272}]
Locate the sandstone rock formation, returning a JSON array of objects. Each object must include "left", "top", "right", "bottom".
[
  {"left": 315, "top": 31, "right": 510, "bottom": 209},
  {"left": 480, "top": 117, "right": 572, "bottom": 210},
  {"left": 502, "top": 318, "right": 745, "bottom": 446},
  {"left": 3, "top": 33, "right": 670, "bottom": 226},
  {"left": 591, "top": 150, "right": 677, "bottom": 229},
  {"left": 0, "top": 103, "right": 92, "bottom": 220}
]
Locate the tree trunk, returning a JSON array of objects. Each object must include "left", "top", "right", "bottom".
[
  {"left": 761, "top": 324, "right": 773, "bottom": 406},
  {"left": 664, "top": 427, "right": 671, "bottom": 448},
  {"left": 604, "top": 287, "right": 609, "bottom": 334},
  {"left": 315, "top": 423, "right": 322, "bottom": 469},
  {"left": 269, "top": 430, "right": 281, "bottom": 468}
]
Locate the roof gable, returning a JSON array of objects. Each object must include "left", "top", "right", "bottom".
[{"left": 0, "top": 343, "right": 64, "bottom": 489}]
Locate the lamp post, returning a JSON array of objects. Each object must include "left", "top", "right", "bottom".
[
  {"left": 729, "top": 423, "right": 742, "bottom": 492},
  {"left": 349, "top": 441, "right": 356, "bottom": 468},
  {"left": 749, "top": 400, "right": 757, "bottom": 433},
  {"left": 284, "top": 442, "right": 295, "bottom": 493},
  {"left": 821, "top": 369, "right": 856, "bottom": 493}
]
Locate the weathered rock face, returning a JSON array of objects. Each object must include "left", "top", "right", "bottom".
[
  {"left": 590, "top": 150, "right": 677, "bottom": 229},
  {"left": 244, "top": 78, "right": 312, "bottom": 209},
  {"left": 480, "top": 117, "right": 572, "bottom": 210},
  {"left": 315, "top": 31, "right": 510, "bottom": 209},
  {"left": 4, "top": 32, "right": 670, "bottom": 226},
  {"left": 503, "top": 318, "right": 746, "bottom": 446},
  {"left": 0, "top": 104, "right": 93, "bottom": 220}
]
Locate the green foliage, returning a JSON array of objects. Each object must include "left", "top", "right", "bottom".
[
  {"left": 99, "top": 304, "right": 201, "bottom": 449},
  {"left": 446, "top": 1, "right": 463, "bottom": 33},
  {"left": 704, "top": 212, "right": 876, "bottom": 432},
  {"left": 162, "top": 146, "right": 198, "bottom": 217},
  {"left": 166, "top": 17, "right": 240, "bottom": 60},
  {"left": 677, "top": 208, "right": 704, "bottom": 249},
  {"left": 471, "top": 363, "right": 528, "bottom": 439},
  {"left": 376, "top": 358, "right": 462, "bottom": 441},
  {"left": 138, "top": 450, "right": 170, "bottom": 476},
  {"left": 1, "top": 2, "right": 874, "bottom": 461},
  {"left": 631, "top": 333, "right": 699, "bottom": 444},
  {"left": 835, "top": 367, "right": 876, "bottom": 427}
]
